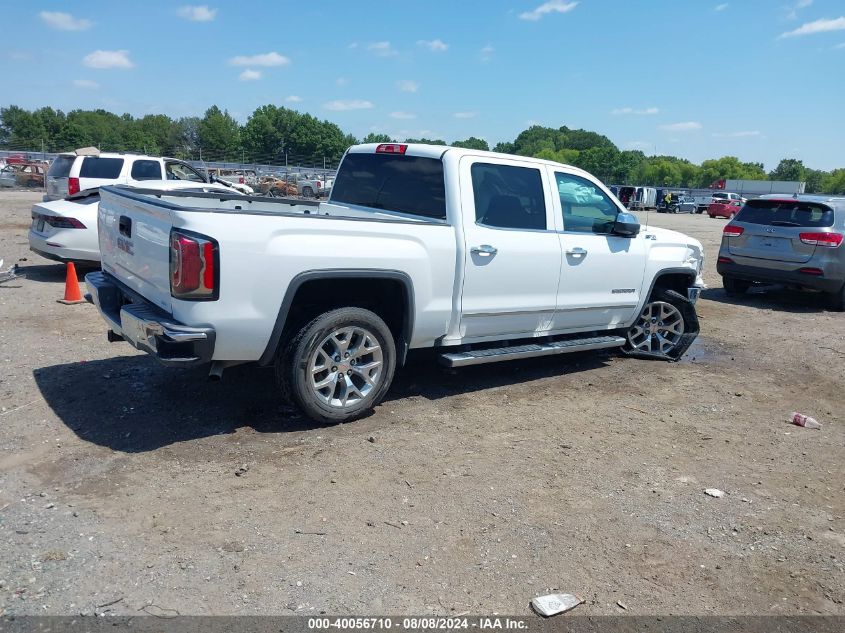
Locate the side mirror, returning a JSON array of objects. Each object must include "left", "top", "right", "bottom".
[{"left": 612, "top": 212, "right": 640, "bottom": 237}]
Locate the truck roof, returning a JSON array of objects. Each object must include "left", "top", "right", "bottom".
[{"left": 347, "top": 143, "right": 595, "bottom": 179}]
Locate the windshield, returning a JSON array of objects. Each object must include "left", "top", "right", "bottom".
[{"left": 736, "top": 199, "right": 834, "bottom": 227}]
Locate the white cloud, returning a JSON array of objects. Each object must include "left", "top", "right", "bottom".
[
  {"left": 72, "top": 79, "right": 99, "bottom": 89},
  {"left": 714, "top": 3, "right": 728, "bottom": 11},
  {"left": 396, "top": 79, "right": 419, "bottom": 93},
  {"left": 336, "top": 77, "right": 349, "bottom": 86},
  {"left": 285, "top": 95, "right": 303, "bottom": 103},
  {"left": 658, "top": 121, "right": 702, "bottom": 131},
  {"left": 228, "top": 52, "right": 290, "bottom": 67},
  {"left": 177, "top": 5, "right": 217, "bottom": 21},
  {"left": 835, "top": 42, "right": 845, "bottom": 49},
  {"left": 611, "top": 106, "right": 660, "bottom": 115},
  {"left": 368, "top": 41, "right": 397, "bottom": 57},
  {"left": 519, "top": 0, "right": 578, "bottom": 21},
  {"left": 712, "top": 130, "right": 763, "bottom": 138},
  {"left": 787, "top": 0, "right": 813, "bottom": 20},
  {"left": 780, "top": 16, "right": 845, "bottom": 38},
  {"left": 323, "top": 99, "right": 374, "bottom": 111},
  {"left": 417, "top": 39, "right": 448, "bottom": 52},
  {"left": 453, "top": 112, "right": 477, "bottom": 119},
  {"left": 238, "top": 69, "right": 261, "bottom": 81},
  {"left": 479, "top": 44, "right": 494, "bottom": 62},
  {"left": 390, "top": 111, "right": 417, "bottom": 120},
  {"left": 83, "top": 50, "right": 134, "bottom": 69},
  {"left": 39, "top": 11, "right": 92, "bottom": 31},
  {"left": 348, "top": 42, "right": 359, "bottom": 49}
]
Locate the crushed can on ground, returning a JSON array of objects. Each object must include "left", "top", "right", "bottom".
[{"left": 530, "top": 593, "right": 584, "bottom": 617}]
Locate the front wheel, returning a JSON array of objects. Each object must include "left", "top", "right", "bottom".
[
  {"left": 276, "top": 307, "right": 396, "bottom": 424},
  {"left": 623, "top": 289, "right": 699, "bottom": 361}
]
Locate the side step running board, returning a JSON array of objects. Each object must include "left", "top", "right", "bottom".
[{"left": 438, "top": 335, "right": 626, "bottom": 368}]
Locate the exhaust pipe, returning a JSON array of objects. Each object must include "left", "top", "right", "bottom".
[{"left": 208, "top": 360, "right": 245, "bottom": 382}]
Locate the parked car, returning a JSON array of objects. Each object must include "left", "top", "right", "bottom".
[
  {"left": 716, "top": 195, "right": 845, "bottom": 310},
  {"left": 15, "top": 163, "right": 46, "bottom": 188},
  {"left": 711, "top": 192, "right": 745, "bottom": 205},
  {"left": 29, "top": 180, "right": 242, "bottom": 264},
  {"left": 85, "top": 142, "right": 705, "bottom": 423},
  {"left": 0, "top": 165, "right": 19, "bottom": 188},
  {"left": 296, "top": 174, "right": 329, "bottom": 198},
  {"left": 258, "top": 174, "right": 298, "bottom": 197},
  {"left": 708, "top": 199, "right": 743, "bottom": 219},
  {"left": 44, "top": 149, "right": 250, "bottom": 201}
]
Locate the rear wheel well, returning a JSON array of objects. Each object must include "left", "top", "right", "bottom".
[{"left": 277, "top": 276, "right": 410, "bottom": 363}]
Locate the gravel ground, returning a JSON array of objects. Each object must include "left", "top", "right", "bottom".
[{"left": 0, "top": 190, "right": 843, "bottom": 616}]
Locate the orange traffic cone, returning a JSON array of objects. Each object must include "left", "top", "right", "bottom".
[{"left": 57, "top": 262, "right": 86, "bottom": 305}]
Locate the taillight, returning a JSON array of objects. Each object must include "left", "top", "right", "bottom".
[
  {"left": 717, "top": 256, "right": 734, "bottom": 264},
  {"left": 239, "top": 176, "right": 244, "bottom": 184},
  {"left": 44, "top": 215, "right": 86, "bottom": 229},
  {"left": 799, "top": 232, "right": 843, "bottom": 248},
  {"left": 723, "top": 225, "right": 744, "bottom": 237},
  {"left": 169, "top": 230, "right": 218, "bottom": 300},
  {"left": 68, "top": 177, "right": 80, "bottom": 195},
  {"left": 375, "top": 144, "right": 407, "bottom": 154}
]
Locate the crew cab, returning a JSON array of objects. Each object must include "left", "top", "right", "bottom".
[{"left": 86, "top": 143, "right": 705, "bottom": 423}]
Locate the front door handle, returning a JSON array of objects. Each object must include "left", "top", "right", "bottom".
[
  {"left": 470, "top": 244, "right": 498, "bottom": 256},
  {"left": 565, "top": 247, "right": 588, "bottom": 256}
]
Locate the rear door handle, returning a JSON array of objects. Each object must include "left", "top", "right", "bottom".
[
  {"left": 119, "top": 215, "right": 132, "bottom": 238},
  {"left": 470, "top": 244, "right": 498, "bottom": 256},
  {"left": 566, "top": 247, "right": 588, "bottom": 256}
]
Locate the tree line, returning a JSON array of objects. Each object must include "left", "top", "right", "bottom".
[{"left": 1, "top": 104, "right": 843, "bottom": 194}]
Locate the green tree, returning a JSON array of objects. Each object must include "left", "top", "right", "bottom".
[
  {"left": 804, "top": 168, "right": 826, "bottom": 194},
  {"left": 362, "top": 133, "right": 393, "bottom": 144},
  {"left": 404, "top": 137, "right": 446, "bottom": 145},
  {"left": 822, "top": 169, "right": 845, "bottom": 195},
  {"left": 769, "top": 158, "right": 805, "bottom": 182},
  {"left": 198, "top": 105, "right": 241, "bottom": 161},
  {"left": 451, "top": 136, "right": 489, "bottom": 151}
]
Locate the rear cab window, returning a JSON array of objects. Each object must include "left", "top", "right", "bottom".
[
  {"left": 471, "top": 163, "right": 547, "bottom": 230},
  {"left": 736, "top": 199, "right": 834, "bottom": 228},
  {"left": 80, "top": 157, "right": 124, "bottom": 179},
  {"left": 330, "top": 153, "right": 446, "bottom": 221},
  {"left": 47, "top": 155, "right": 75, "bottom": 178}
]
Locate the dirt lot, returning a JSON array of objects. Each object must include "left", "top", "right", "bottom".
[{"left": 0, "top": 190, "right": 843, "bottom": 616}]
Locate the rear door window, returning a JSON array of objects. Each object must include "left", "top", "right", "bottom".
[
  {"left": 47, "top": 155, "right": 75, "bottom": 178},
  {"left": 79, "top": 157, "right": 124, "bottom": 179},
  {"left": 736, "top": 200, "right": 833, "bottom": 227},
  {"left": 331, "top": 153, "right": 446, "bottom": 220},
  {"left": 471, "top": 163, "right": 547, "bottom": 230},
  {"left": 130, "top": 160, "right": 163, "bottom": 181}
]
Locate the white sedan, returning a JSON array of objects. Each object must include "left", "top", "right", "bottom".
[{"left": 28, "top": 181, "right": 241, "bottom": 264}]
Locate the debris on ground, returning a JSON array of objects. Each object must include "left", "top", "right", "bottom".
[
  {"left": 530, "top": 593, "right": 584, "bottom": 617},
  {"left": 616, "top": 600, "right": 628, "bottom": 610},
  {"left": 705, "top": 488, "right": 725, "bottom": 498},
  {"left": 789, "top": 412, "right": 822, "bottom": 429},
  {"left": 235, "top": 465, "right": 249, "bottom": 477}
]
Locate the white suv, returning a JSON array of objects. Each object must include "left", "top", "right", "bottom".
[{"left": 43, "top": 149, "right": 249, "bottom": 201}]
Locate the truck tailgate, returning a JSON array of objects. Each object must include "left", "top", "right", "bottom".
[{"left": 98, "top": 187, "right": 173, "bottom": 313}]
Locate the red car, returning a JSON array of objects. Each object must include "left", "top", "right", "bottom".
[{"left": 708, "top": 199, "right": 743, "bottom": 219}]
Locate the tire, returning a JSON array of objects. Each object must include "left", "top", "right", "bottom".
[
  {"left": 826, "top": 283, "right": 845, "bottom": 312},
  {"left": 728, "top": 212, "right": 736, "bottom": 219},
  {"left": 276, "top": 307, "right": 396, "bottom": 424},
  {"left": 723, "top": 275, "right": 750, "bottom": 296},
  {"left": 708, "top": 215, "right": 715, "bottom": 219},
  {"left": 623, "top": 289, "right": 698, "bottom": 360},
  {"left": 302, "top": 186, "right": 314, "bottom": 198}
]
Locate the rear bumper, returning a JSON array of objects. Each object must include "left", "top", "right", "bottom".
[
  {"left": 85, "top": 271, "right": 215, "bottom": 366},
  {"left": 29, "top": 229, "right": 100, "bottom": 264},
  {"left": 717, "top": 260, "right": 844, "bottom": 293}
]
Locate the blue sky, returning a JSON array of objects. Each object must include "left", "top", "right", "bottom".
[{"left": 2, "top": 0, "right": 845, "bottom": 170}]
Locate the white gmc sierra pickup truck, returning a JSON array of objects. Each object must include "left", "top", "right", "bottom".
[{"left": 86, "top": 143, "right": 705, "bottom": 423}]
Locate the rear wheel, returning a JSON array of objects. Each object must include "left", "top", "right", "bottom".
[
  {"left": 723, "top": 275, "right": 750, "bottom": 296},
  {"left": 302, "top": 186, "right": 314, "bottom": 198},
  {"left": 276, "top": 307, "right": 396, "bottom": 424},
  {"left": 827, "top": 283, "right": 845, "bottom": 312}
]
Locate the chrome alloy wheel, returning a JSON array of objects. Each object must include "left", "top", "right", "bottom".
[
  {"left": 627, "top": 301, "right": 685, "bottom": 355},
  {"left": 309, "top": 326, "right": 384, "bottom": 408}
]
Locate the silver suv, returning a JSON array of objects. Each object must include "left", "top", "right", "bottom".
[{"left": 716, "top": 195, "right": 845, "bottom": 310}]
